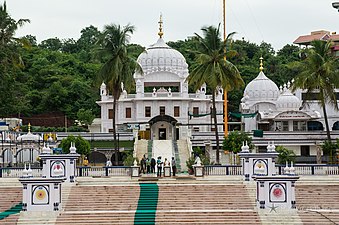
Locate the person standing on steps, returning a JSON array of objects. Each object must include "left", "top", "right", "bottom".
[
  {"left": 151, "top": 157, "right": 156, "bottom": 174},
  {"left": 157, "top": 156, "right": 163, "bottom": 177},
  {"left": 140, "top": 156, "right": 146, "bottom": 174},
  {"left": 171, "top": 157, "right": 176, "bottom": 177},
  {"left": 146, "top": 158, "right": 151, "bottom": 174}
]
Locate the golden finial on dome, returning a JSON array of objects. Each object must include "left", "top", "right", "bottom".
[
  {"left": 28, "top": 123, "right": 31, "bottom": 133},
  {"left": 259, "top": 56, "right": 264, "bottom": 72},
  {"left": 158, "top": 13, "right": 164, "bottom": 38}
]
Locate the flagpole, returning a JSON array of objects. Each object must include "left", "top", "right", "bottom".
[{"left": 223, "top": 0, "right": 228, "bottom": 137}]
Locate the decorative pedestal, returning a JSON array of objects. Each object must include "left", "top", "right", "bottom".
[
  {"left": 194, "top": 165, "right": 204, "bottom": 177},
  {"left": 131, "top": 166, "right": 139, "bottom": 177},
  {"left": 253, "top": 175, "right": 299, "bottom": 210},
  {"left": 163, "top": 166, "right": 171, "bottom": 177},
  {"left": 19, "top": 177, "right": 65, "bottom": 211},
  {"left": 238, "top": 142, "right": 278, "bottom": 181},
  {"left": 39, "top": 154, "right": 80, "bottom": 183}
]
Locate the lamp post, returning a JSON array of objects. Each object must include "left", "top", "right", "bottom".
[{"left": 333, "top": 2, "right": 339, "bottom": 11}]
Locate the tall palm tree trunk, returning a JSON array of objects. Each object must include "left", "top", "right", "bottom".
[
  {"left": 322, "top": 103, "right": 331, "bottom": 142},
  {"left": 112, "top": 95, "right": 119, "bottom": 165},
  {"left": 212, "top": 91, "right": 220, "bottom": 164}
]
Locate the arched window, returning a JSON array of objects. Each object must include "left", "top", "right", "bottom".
[
  {"left": 333, "top": 121, "right": 339, "bottom": 130},
  {"left": 307, "top": 121, "right": 324, "bottom": 131}
]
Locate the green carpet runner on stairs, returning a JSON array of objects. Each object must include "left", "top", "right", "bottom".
[
  {"left": 134, "top": 183, "right": 159, "bottom": 225},
  {"left": 0, "top": 202, "right": 22, "bottom": 220}
]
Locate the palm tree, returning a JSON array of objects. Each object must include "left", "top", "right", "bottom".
[
  {"left": 292, "top": 40, "right": 339, "bottom": 142},
  {"left": 0, "top": 1, "right": 30, "bottom": 46},
  {"left": 96, "top": 23, "right": 141, "bottom": 165},
  {"left": 186, "top": 25, "right": 244, "bottom": 164},
  {"left": 0, "top": 1, "right": 30, "bottom": 116},
  {"left": 0, "top": 1, "right": 30, "bottom": 69}
]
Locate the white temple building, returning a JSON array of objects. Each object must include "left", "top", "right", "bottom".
[{"left": 96, "top": 19, "right": 224, "bottom": 142}]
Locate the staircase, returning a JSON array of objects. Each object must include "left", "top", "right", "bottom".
[
  {"left": 155, "top": 183, "right": 260, "bottom": 224},
  {"left": 177, "top": 139, "right": 190, "bottom": 172},
  {"left": 135, "top": 140, "right": 148, "bottom": 160},
  {"left": 296, "top": 183, "right": 339, "bottom": 224},
  {"left": 134, "top": 183, "right": 159, "bottom": 225},
  {"left": 56, "top": 185, "right": 140, "bottom": 224},
  {"left": 0, "top": 187, "right": 22, "bottom": 225},
  {"left": 147, "top": 140, "right": 153, "bottom": 159},
  {"left": 172, "top": 140, "right": 181, "bottom": 172},
  {"left": 152, "top": 140, "right": 173, "bottom": 164}
]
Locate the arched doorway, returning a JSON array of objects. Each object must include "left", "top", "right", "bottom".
[
  {"left": 88, "top": 151, "right": 106, "bottom": 166},
  {"left": 148, "top": 115, "right": 178, "bottom": 140},
  {"left": 16, "top": 148, "right": 40, "bottom": 165},
  {"left": 1, "top": 149, "right": 14, "bottom": 166}
]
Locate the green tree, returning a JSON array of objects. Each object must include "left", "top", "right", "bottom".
[
  {"left": 59, "top": 135, "right": 91, "bottom": 157},
  {"left": 291, "top": 40, "right": 339, "bottom": 141},
  {"left": 187, "top": 24, "right": 244, "bottom": 164},
  {"left": 276, "top": 146, "right": 296, "bottom": 164},
  {"left": 222, "top": 131, "right": 254, "bottom": 154},
  {"left": 39, "top": 37, "right": 62, "bottom": 51},
  {"left": 0, "top": 1, "right": 30, "bottom": 116},
  {"left": 96, "top": 23, "right": 141, "bottom": 164},
  {"left": 77, "top": 108, "right": 95, "bottom": 127}
]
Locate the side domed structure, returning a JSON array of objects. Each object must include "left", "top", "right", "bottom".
[
  {"left": 276, "top": 83, "right": 301, "bottom": 111},
  {"left": 240, "top": 58, "right": 320, "bottom": 134}
]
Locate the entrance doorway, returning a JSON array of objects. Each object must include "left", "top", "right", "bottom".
[{"left": 159, "top": 128, "right": 166, "bottom": 140}]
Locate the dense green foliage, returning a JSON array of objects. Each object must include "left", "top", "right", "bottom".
[
  {"left": 186, "top": 147, "right": 211, "bottom": 172},
  {"left": 321, "top": 139, "right": 339, "bottom": 163},
  {"left": 276, "top": 146, "right": 296, "bottom": 164},
  {"left": 222, "top": 131, "right": 254, "bottom": 154},
  {"left": 1, "top": 2, "right": 309, "bottom": 128},
  {"left": 122, "top": 150, "right": 139, "bottom": 166},
  {"left": 59, "top": 135, "right": 91, "bottom": 156}
]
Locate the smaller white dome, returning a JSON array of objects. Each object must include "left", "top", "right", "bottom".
[
  {"left": 17, "top": 132, "right": 42, "bottom": 142},
  {"left": 276, "top": 85, "right": 301, "bottom": 110},
  {"left": 244, "top": 71, "right": 279, "bottom": 102}
]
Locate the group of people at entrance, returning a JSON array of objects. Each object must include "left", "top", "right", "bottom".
[{"left": 140, "top": 155, "right": 176, "bottom": 177}]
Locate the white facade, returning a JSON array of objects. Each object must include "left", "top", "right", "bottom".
[
  {"left": 240, "top": 69, "right": 339, "bottom": 133},
  {"left": 97, "top": 36, "right": 223, "bottom": 140},
  {"left": 240, "top": 66, "right": 339, "bottom": 160}
]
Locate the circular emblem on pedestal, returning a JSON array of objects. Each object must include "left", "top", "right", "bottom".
[
  {"left": 36, "top": 189, "right": 46, "bottom": 200},
  {"left": 273, "top": 187, "right": 283, "bottom": 198}
]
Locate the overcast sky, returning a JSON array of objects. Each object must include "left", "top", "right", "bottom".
[{"left": 5, "top": 0, "right": 339, "bottom": 51}]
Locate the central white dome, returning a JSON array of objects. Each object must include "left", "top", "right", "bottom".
[
  {"left": 244, "top": 71, "right": 279, "bottom": 102},
  {"left": 137, "top": 38, "right": 189, "bottom": 77}
]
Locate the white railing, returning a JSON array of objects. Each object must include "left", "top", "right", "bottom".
[{"left": 0, "top": 167, "right": 42, "bottom": 178}]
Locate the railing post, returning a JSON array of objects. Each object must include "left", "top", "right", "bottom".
[
  {"left": 79, "top": 167, "right": 83, "bottom": 177},
  {"left": 278, "top": 166, "right": 282, "bottom": 175},
  {"left": 105, "top": 167, "right": 109, "bottom": 177},
  {"left": 0, "top": 168, "right": 2, "bottom": 178},
  {"left": 311, "top": 165, "right": 315, "bottom": 175},
  {"left": 226, "top": 166, "right": 229, "bottom": 175}
]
